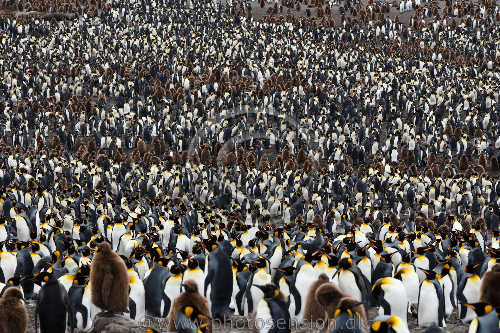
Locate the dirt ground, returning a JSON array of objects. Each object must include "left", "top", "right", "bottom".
[{"left": 25, "top": 300, "right": 470, "bottom": 332}]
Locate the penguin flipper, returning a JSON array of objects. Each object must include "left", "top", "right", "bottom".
[
  {"left": 129, "top": 298, "right": 136, "bottom": 320},
  {"left": 457, "top": 279, "right": 468, "bottom": 319},
  {"left": 61, "top": 284, "right": 74, "bottom": 333},
  {"left": 74, "top": 304, "right": 88, "bottom": 329},
  {"left": 434, "top": 281, "right": 445, "bottom": 327},
  {"left": 162, "top": 293, "right": 171, "bottom": 318},
  {"left": 204, "top": 268, "right": 214, "bottom": 297},
  {"left": 450, "top": 279, "right": 457, "bottom": 309},
  {"left": 290, "top": 283, "right": 302, "bottom": 316},
  {"left": 235, "top": 290, "right": 244, "bottom": 315}
]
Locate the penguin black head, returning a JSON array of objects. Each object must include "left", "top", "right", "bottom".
[
  {"left": 489, "top": 248, "right": 500, "bottom": 260},
  {"left": 421, "top": 269, "right": 437, "bottom": 281},
  {"left": 401, "top": 252, "right": 411, "bottom": 263},
  {"left": 414, "top": 247, "right": 427, "bottom": 256},
  {"left": 232, "top": 259, "right": 247, "bottom": 272},
  {"left": 7, "top": 276, "right": 22, "bottom": 286},
  {"left": 192, "top": 243, "right": 203, "bottom": 255},
  {"left": 334, "top": 297, "right": 364, "bottom": 319},
  {"left": 51, "top": 250, "right": 61, "bottom": 264},
  {"left": 120, "top": 255, "right": 133, "bottom": 269},
  {"left": 187, "top": 258, "right": 199, "bottom": 270},
  {"left": 248, "top": 239, "right": 257, "bottom": 248},
  {"left": 170, "top": 264, "right": 186, "bottom": 275},
  {"left": 16, "top": 241, "right": 27, "bottom": 250},
  {"left": 465, "top": 263, "right": 482, "bottom": 275},
  {"left": 255, "top": 257, "right": 267, "bottom": 269},
  {"left": 370, "top": 239, "right": 384, "bottom": 253},
  {"left": 32, "top": 270, "right": 53, "bottom": 285},
  {"left": 155, "top": 258, "right": 169, "bottom": 267},
  {"left": 370, "top": 316, "right": 404, "bottom": 332},
  {"left": 380, "top": 252, "right": 395, "bottom": 263},
  {"left": 73, "top": 266, "right": 90, "bottom": 286},
  {"left": 338, "top": 257, "right": 353, "bottom": 270},
  {"left": 327, "top": 255, "right": 339, "bottom": 267},
  {"left": 177, "top": 250, "right": 189, "bottom": 261},
  {"left": 255, "top": 283, "right": 281, "bottom": 299},
  {"left": 464, "top": 302, "right": 495, "bottom": 317},
  {"left": 278, "top": 266, "right": 295, "bottom": 276},
  {"left": 30, "top": 242, "right": 40, "bottom": 252}
]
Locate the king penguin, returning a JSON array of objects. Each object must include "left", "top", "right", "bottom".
[
  {"left": 253, "top": 284, "right": 290, "bottom": 333},
  {"left": 466, "top": 302, "right": 500, "bottom": 333},
  {"left": 204, "top": 240, "right": 233, "bottom": 321},
  {"left": 417, "top": 269, "right": 445, "bottom": 328},
  {"left": 372, "top": 277, "right": 409, "bottom": 325}
]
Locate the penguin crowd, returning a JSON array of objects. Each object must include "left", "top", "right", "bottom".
[{"left": 0, "top": 0, "right": 499, "bottom": 331}]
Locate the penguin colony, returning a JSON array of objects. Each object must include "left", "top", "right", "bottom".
[{"left": 0, "top": 0, "right": 499, "bottom": 332}]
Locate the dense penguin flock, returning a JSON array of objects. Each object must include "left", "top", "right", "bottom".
[{"left": 0, "top": 0, "right": 499, "bottom": 332}]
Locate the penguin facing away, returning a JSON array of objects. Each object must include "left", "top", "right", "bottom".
[
  {"left": 204, "top": 241, "right": 233, "bottom": 321},
  {"left": 35, "top": 275, "right": 74, "bottom": 333}
]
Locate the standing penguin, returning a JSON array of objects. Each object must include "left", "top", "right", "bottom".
[
  {"left": 89, "top": 242, "right": 129, "bottom": 313},
  {"left": 183, "top": 258, "right": 205, "bottom": 294},
  {"left": 143, "top": 259, "right": 171, "bottom": 317},
  {"left": 35, "top": 273, "right": 73, "bottom": 333},
  {"left": 0, "top": 287, "right": 28, "bottom": 333},
  {"left": 127, "top": 264, "right": 146, "bottom": 322},
  {"left": 372, "top": 277, "right": 409, "bottom": 325},
  {"left": 163, "top": 263, "right": 186, "bottom": 316},
  {"left": 417, "top": 269, "right": 445, "bottom": 328},
  {"left": 253, "top": 283, "right": 290, "bottom": 333},
  {"left": 293, "top": 257, "right": 317, "bottom": 321},
  {"left": 167, "top": 279, "right": 212, "bottom": 333},
  {"left": 458, "top": 264, "right": 482, "bottom": 322},
  {"left": 244, "top": 258, "right": 272, "bottom": 317},
  {"left": 204, "top": 241, "right": 233, "bottom": 321},
  {"left": 335, "top": 258, "right": 371, "bottom": 305},
  {"left": 394, "top": 268, "right": 420, "bottom": 312}
]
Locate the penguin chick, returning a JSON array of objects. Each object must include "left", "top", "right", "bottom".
[
  {"left": 303, "top": 273, "right": 330, "bottom": 322},
  {"left": 479, "top": 264, "right": 500, "bottom": 308},
  {"left": 315, "top": 282, "right": 347, "bottom": 319},
  {"left": 0, "top": 287, "right": 28, "bottom": 333},
  {"left": 167, "top": 279, "right": 212, "bottom": 333},
  {"left": 90, "top": 242, "right": 129, "bottom": 313}
]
